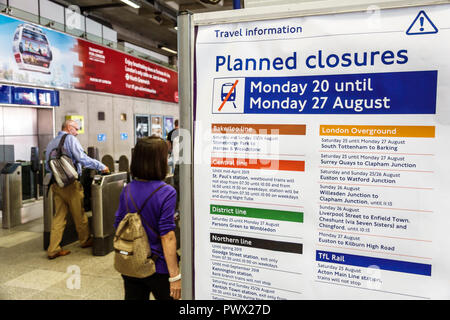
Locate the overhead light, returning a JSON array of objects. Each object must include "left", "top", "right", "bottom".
[
  {"left": 120, "top": 0, "right": 140, "bottom": 9},
  {"left": 160, "top": 46, "right": 177, "bottom": 55},
  {"left": 165, "top": 1, "right": 179, "bottom": 11}
]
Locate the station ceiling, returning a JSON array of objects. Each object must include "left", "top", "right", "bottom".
[{"left": 50, "top": 0, "right": 236, "bottom": 61}]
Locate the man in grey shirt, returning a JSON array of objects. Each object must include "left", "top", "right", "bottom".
[{"left": 46, "top": 120, "right": 109, "bottom": 259}]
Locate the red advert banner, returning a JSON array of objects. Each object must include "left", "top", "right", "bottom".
[{"left": 72, "top": 39, "right": 178, "bottom": 103}]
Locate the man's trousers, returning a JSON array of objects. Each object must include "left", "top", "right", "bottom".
[{"left": 47, "top": 181, "right": 90, "bottom": 256}]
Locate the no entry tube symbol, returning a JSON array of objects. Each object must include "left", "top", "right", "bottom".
[{"left": 218, "top": 80, "right": 239, "bottom": 111}]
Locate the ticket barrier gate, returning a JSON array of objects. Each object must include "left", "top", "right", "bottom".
[
  {"left": 43, "top": 172, "right": 127, "bottom": 255},
  {"left": 1, "top": 163, "right": 22, "bottom": 229},
  {"left": 1, "top": 161, "right": 44, "bottom": 229},
  {"left": 91, "top": 172, "right": 127, "bottom": 256}
]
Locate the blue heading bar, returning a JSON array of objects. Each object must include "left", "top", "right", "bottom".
[
  {"left": 316, "top": 250, "right": 432, "bottom": 276},
  {"left": 242, "top": 71, "right": 436, "bottom": 114}
]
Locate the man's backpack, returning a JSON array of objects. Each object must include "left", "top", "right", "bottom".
[
  {"left": 113, "top": 183, "right": 166, "bottom": 278},
  {"left": 48, "top": 134, "right": 78, "bottom": 188}
]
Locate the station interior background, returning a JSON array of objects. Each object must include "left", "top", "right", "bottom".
[
  {"left": 0, "top": 0, "right": 313, "bottom": 300},
  {"left": 0, "top": 0, "right": 230, "bottom": 300}
]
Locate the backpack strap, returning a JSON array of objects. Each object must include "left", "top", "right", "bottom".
[
  {"left": 126, "top": 183, "right": 167, "bottom": 238},
  {"left": 139, "top": 183, "right": 167, "bottom": 213}
]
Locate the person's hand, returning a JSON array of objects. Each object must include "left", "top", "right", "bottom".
[
  {"left": 170, "top": 279, "right": 181, "bottom": 300},
  {"left": 101, "top": 166, "right": 110, "bottom": 174}
]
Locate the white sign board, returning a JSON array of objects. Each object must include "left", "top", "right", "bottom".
[{"left": 194, "top": 4, "right": 450, "bottom": 299}]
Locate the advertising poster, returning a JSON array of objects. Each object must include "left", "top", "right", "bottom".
[
  {"left": 134, "top": 114, "right": 149, "bottom": 143},
  {"left": 164, "top": 116, "right": 174, "bottom": 140},
  {"left": 151, "top": 115, "right": 163, "bottom": 138},
  {"left": 0, "top": 14, "right": 178, "bottom": 103},
  {"left": 194, "top": 4, "right": 450, "bottom": 299}
]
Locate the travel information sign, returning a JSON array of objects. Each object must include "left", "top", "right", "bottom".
[{"left": 193, "top": 4, "right": 450, "bottom": 299}]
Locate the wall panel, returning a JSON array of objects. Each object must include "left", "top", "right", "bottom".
[
  {"left": 113, "top": 96, "right": 134, "bottom": 161},
  {"left": 3, "top": 107, "right": 37, "bottom": 136},
  {"left": 57, "top": 90, "right": 88, "bottom": 147},
  {"left": 0, "top": 106, "right": 3, "bottom": 136},
  {"left": 37, "top": 108, "right": 54, "bottom": 160},
  {"left": 52, "top": 89, "right": 179, "bottom": 164},
  {"left": 40, "top": 0, "right": 65, "bottom": 24},
  {"left": 3, "top": 135, "right": 38, "bottom": 161},
  {"left": 9, "top": 0, "right": 38, "bottom": 14},
  {"left": 87, "top": 93, "right": 113, "bottom": 161},
  {"left": 102, "top": 26, "right": 117, "bottom": 42}
]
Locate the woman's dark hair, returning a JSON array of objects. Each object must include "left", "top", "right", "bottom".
[{"left": 130, "top": 136, "right": 168, "bottom": 180}]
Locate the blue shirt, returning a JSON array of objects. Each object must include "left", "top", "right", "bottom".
[
  {"left": 45, "top": 131, "right": 106, "bottom": 175},
  {"left": 114, "top": 180, "right": 177, "bottom": 274}
]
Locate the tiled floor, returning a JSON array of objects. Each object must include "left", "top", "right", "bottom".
[{"left": 0, "top": 218, "right": 126, "bottom": 300}]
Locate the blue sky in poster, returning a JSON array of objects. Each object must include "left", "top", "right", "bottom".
[{"left": 0, "top": 14, "right": 80, "bottom": 88}]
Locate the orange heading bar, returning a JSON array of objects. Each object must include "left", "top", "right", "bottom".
[
  {"left": 212, "top": 124, "right": 306, "bottom": 135},
  {"left": 320, "top": 125, "right": 435, "bottom": 138}
]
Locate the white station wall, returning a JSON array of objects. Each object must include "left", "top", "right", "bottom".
[{"left": 56, "top": 90, "right": 179, "bottom": 163}]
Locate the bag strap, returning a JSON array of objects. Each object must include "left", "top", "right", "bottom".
[
  {"left": 56, "top": 134, "right": 69, "bottom": 156},
  {"left": 126, "top": 183, "right": 167, "bottom": 238}
]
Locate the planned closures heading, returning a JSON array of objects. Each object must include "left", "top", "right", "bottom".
[{"left": 215, "top": 50, "right": 409, "bottom": 72}]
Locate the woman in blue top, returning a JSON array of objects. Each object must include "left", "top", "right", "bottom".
[{"left": 114, "top": 136, "right": 181, "bottom": 300}]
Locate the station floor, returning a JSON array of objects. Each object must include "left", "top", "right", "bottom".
[{"left": 0, "top": 217, "right": 130, "bottom": 300}]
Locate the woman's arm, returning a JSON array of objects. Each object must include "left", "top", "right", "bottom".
[{"left": 161, "top": 230, "right": 181, "bottom": 300}]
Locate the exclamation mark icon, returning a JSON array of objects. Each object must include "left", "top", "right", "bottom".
[{"left": 406, "top": 11, "right": 438, "bottom": 35}]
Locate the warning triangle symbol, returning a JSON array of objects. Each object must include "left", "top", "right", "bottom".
[{"left": 406, "top": 11, "right": 438, "bottom": 35}]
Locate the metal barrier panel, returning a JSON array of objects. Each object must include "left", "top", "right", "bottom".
[
  {"left": 118, "top": 155, "right": 130, "bottom": 182},
  {"left": 91, "top": 172, "right": 127, "bottom": 256},
  {"left": 101, "top": 155, "right": 115, "bottom": 173},
  {"left": 1, "top": 163, "right": 23, "bottom": 229},
  {"left": 87, "top": 146, "right": 99, "bottom": 160},
  {"left": 118, "top": 155, "right": 129, "bottom": 172}
]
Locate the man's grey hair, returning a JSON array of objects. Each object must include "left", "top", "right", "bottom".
[{"left": 62, "top": 119, "right": 77, "bottom": 130}]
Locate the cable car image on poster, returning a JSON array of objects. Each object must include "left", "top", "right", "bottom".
[
  {"left": 12, "top": 23, "right": 53, "bottom": 74},
  {"left": 194, "top": 3, "right": 450, "bottom": 300}
]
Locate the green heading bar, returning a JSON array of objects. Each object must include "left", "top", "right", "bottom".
[{"left": 210, "top": 204, "right": 303, "bottom": 223}]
